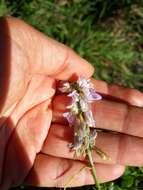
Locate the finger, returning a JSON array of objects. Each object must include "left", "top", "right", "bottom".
[
  {"left": 6, "top": 17, "right": 94, "bottom": 80},
  {"left": 25, "top": 154, "right": 125, "bottom": 187},
  {"left": 42, "top": 124, "right": 143, "bottom": 166},
  {"left": 91, "top": 78, "right": 143, "bottom": 107},
  {"left": 52, "top": 95, "right": 143, "bottom": 138},
  {"left": 11, "top": 75, "right": 55, "bottom": 125},
  {"left": 0, "top": 100, "right": 52, "bottom": 189}
]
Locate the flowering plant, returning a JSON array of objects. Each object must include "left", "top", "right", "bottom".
[{"left": 59, "top": 77, "right": 109, "bottom": 190}]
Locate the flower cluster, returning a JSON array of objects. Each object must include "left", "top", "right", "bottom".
[{"left": 59, "top": 76, "right": 102, "bottom": 157}]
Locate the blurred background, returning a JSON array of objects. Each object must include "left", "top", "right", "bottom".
[{"left": 0, "top": 0, "right": 143, "bottom": 189}]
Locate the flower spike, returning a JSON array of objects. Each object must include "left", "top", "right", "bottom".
[{"left": 59, "top": 76, "right": 108, "bottom": 190}]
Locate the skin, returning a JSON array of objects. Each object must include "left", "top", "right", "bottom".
[{"left": 0, "top": 16, "right": 143, "bottom": 189}]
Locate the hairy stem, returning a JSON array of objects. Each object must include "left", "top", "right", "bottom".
[{"left": 87, "top": 148, "right": 101, "bottom": 190}]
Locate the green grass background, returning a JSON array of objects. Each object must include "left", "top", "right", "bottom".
[{"left": 1, "top": 0, "right": 143, "bottom": 189}]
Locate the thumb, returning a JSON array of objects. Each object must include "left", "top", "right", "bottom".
[
  {"left": 6, "top": 16, "right": 94, "bottom": 80},
  {"left": 34, "top": 38, "right": 94, "bottom": 80}
]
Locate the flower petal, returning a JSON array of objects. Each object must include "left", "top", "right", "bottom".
[
  {"left": 78, "top": 76, "right": 91, "bottom": 88},
  {"left": 87, "top": 89, "right": 102, "bottom": 102},
  {"left": 63, "top": 112, "right": 76, "bottom": 124},
  {"left": 68, "top": 90, "right": 79, "bottom": 102}
]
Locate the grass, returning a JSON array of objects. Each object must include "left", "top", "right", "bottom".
[{"left": 1, "top": 0, "right": 143, "bottom": 189}]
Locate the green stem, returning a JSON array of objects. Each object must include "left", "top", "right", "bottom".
[
  {"left": 79, "top": 112, "right": 101, "bottom": 189},
  {"left": 87, "top": 148, "right": 101, "bottom": 190}
]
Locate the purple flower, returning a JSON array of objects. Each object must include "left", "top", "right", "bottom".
[
  {"left": 66, "top": 91, "right": 80, "bottom": 114},
  {"left": 60, "top": 76, "right": 103, "bottom": 157},
  {"left": 77, "top": 77, "right": 92, "bottom": 88},
  {"left": 72, "top": 136, "right": 83, "bottom": 150},
  {"left": 77, "top": 77, "right": 102, "bottom": 103},
  {"left": 87, "top": 89, "right": 102, "bottom": 102},
  {"left": 68, "top": 90, "right": 79, "bottom": 102},
  {"left": 84, "top": 110, "right": 96, "bottom": 127},
  {"left": 72, "top": 140, "right": 83, "bottom": 150},
  {"left": 63, "top": 112, "right": 76, "bottom": 124}
]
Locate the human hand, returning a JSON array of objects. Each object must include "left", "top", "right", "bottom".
[{"left": 0, "top": 17, "right": 143, "bottom": 189}]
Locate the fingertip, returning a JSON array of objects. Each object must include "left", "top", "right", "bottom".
[
  {"left": 110, "top": 164, "right": 125, "bottom": 180},
  {"left": 91, "top": 78, "right": 143, "bottom": 107},
  {"left": 125, "top": 89, "right": 143, "bottom": 107},
  {"left": 85, "top": 164, "right": 125, "bottom": 184},
  {"left": 99, "top": 164, "right": 125, "bottom": 182},
  {"left": 54, "top": 48, "right": 94, "bottom": 80}
]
